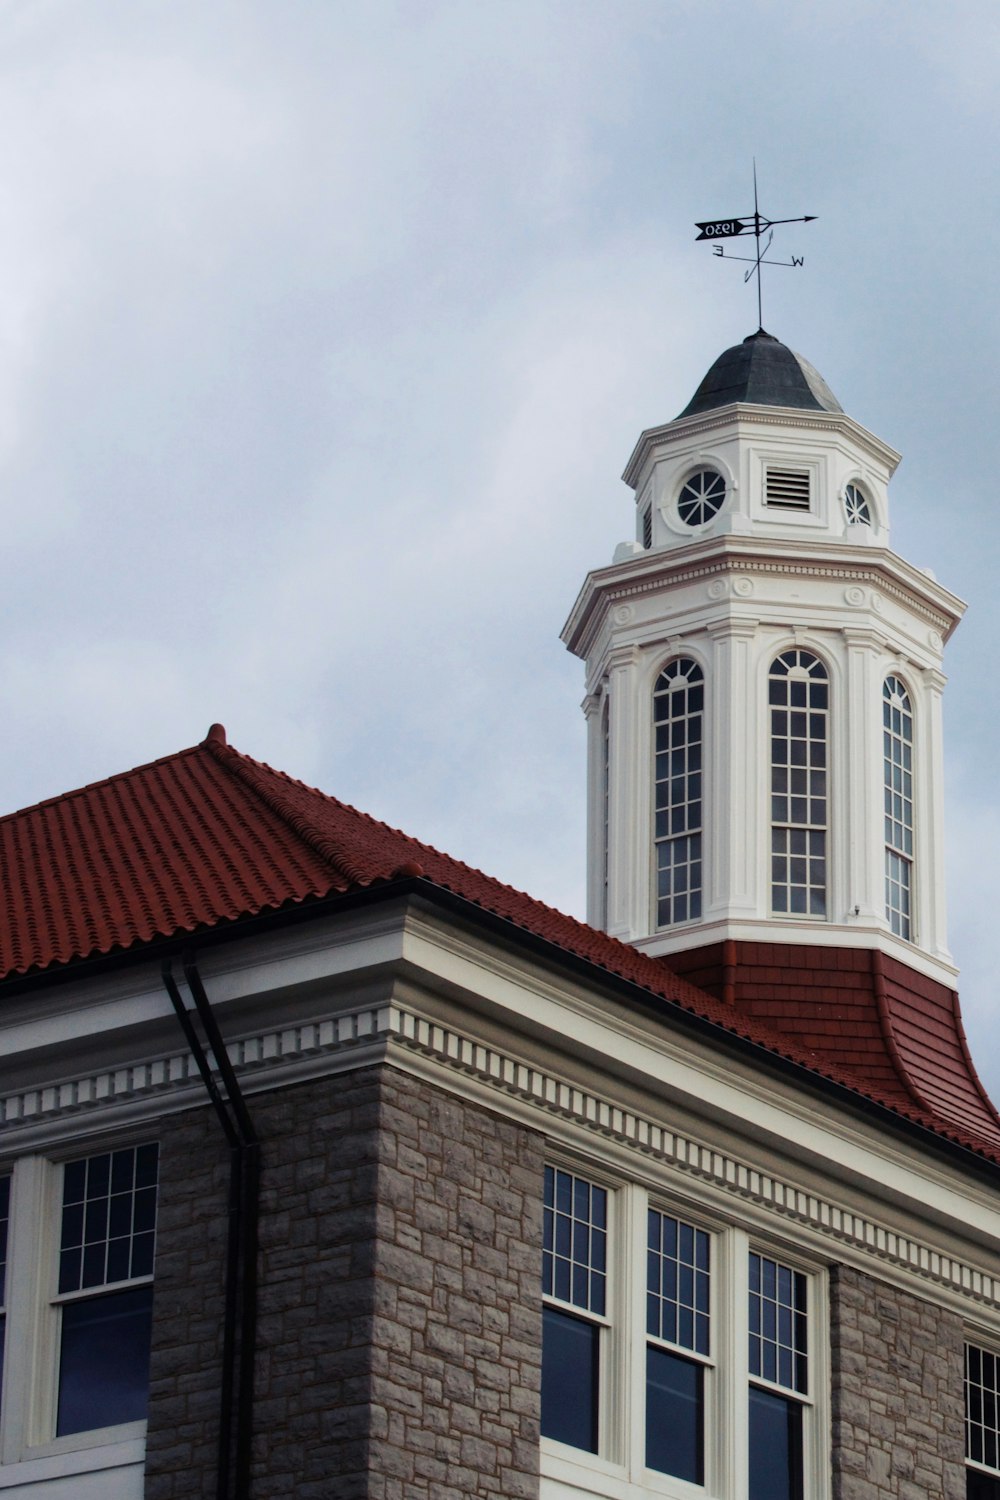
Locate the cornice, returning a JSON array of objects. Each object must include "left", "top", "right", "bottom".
[
  {"left": 564, "top": 544, "right": 960, "bottom": 660},
  {"left": 4, "top": 997, "right": 999, "bottom": 1317}
]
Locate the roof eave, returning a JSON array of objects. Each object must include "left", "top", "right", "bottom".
[
  {"left": 5, "top": 873, "right": 1000, "bottom": 1185},
  {"left": 622, "top": 403, "right": 902, "bottom": 492}
]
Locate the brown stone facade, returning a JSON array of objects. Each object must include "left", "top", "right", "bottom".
[
  {"left": 144, "top": 1062, "right": 543, "bottom": 1499},
  {"left": 830, "top": 1263, "right": 966, "bottom": 1500}
]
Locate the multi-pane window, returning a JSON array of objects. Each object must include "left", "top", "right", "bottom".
[
  {"left": 0, "top": 1175, "right": 8, "bottom": 1407},
  {"left": 541, "top": 1166, "right": 607, "bottom": 1452},
  {"left": 770, "top": 650, "right": 828, "bottom": 918},
  {"left": 541, "top": 1171, "right": 817, "bottom": 1494},
  {"left": 883, "top": 676, "right": 914, "bottom": 940},
  {"left": 646, "top": 1210, "right": 710, "bottom": 1482},
  {"left": 653, "top": 657, "right": 704, "bottom": 927},
  {"left": 749, "top": 1253, "right": 808, "bottom": 1500},
  {"left": 966, "top": 1343, "right": 1000, "bottom": 1497},
  {"left": 55, "top": 1143, "right": 159, "bottom": 1436}
]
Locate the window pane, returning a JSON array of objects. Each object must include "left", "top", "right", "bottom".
[
  {"left": 769, "top": 651, "right": 827, "bottom": 918},
  {"left": 647, "top": 1209, "right": 710, "bottom": 1355},
  {"left": 0, "top": 1174, "right": 9, "bottom": 1309},
  {"left": 748, "top": 1252, "right": 808, "bottom": 1394},
  {"left": 968, "top": 1470, "right": 1000, "bottom": 1498},
  {"left": 646, "top": 1345, "right": 704, "bottom": 1483},
  {"left": 60, "top": 1145, "right": 159, "bottom": 1295},
  {"left": 967, "top": 1342, "right": 1000, "bottom": 1473},
  {"left": 653, "top": 658, "right": 704, "bottom": 929},
  {"left": 749, "top": 1386, "right": 803, "bottom": 1500},
  {"left": 56, "top": 1285, "right": 154, "bottom": 1436},
  {"left": 542, "top": 1168, "right": 607, "bottom": 1316},
  {"left": 541, "top": 1306, "right": 599, "bottom": 1453},
  {"left": 883, "top": 676, "right": 914, "bottom": 939}
]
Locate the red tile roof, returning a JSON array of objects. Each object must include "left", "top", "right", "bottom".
[{"left": 2, "top": 725, "right": 999, "bottom": 1164}]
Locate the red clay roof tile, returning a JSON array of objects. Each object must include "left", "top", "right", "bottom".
[{"left": 1, "top": 728, "right": 999, "bottom": 1165}]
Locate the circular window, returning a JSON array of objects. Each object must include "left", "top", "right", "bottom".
[
  {"left": 677, "top": 468, "right": 726, "bottom": 526},
  {"left": 843, "top": 483, "right": 872, "bottom": 525}
]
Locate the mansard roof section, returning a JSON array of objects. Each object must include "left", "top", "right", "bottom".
[{"left": 1, "top": 726, "right": 998, "bottom": 1164}]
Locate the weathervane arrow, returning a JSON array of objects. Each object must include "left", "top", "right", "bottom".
[{"left": 695, "top": 164, "right": 816, "bottom": 328}]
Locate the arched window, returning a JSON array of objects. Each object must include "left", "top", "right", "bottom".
[
  {"left": 653, "top": 658, "right": 703, "bottom": 927},
  {"left": 769, "top": 651, "right": 828, "bottom": 917},
  {"left": 883, "top": 676, "right": 913, "bottom": 939}
]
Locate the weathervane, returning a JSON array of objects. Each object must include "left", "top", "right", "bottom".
[{"left": 695, "top": 164, "right": 815, "bottom": 330}]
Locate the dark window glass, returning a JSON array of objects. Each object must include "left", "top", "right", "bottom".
[
  {"left": 749, "top": 1386, "right": 803, "bottom": 1500},
  {"left": 653, "top": 658, "right": 705, "bottom": 928},
  {"left": 541, "top": 1306, "right": 599, "bottom": 1452},
  {"left": 56, "top": 1285, "right": 153, "bottom": 1436},
  {"left": 646, "top": 1345, "right": 704, "bottom": 1482},
  {"left": 0, "top": 1170, "right": 9, "bottom": 1400},
  {"left": 542, "top": 1167, "right": 607, "bottom": 1316},
  {"left": 0, "top": 1173, "right": 9, "bottom": 1306},
  {"left": 968, "top": 1470, "right": 1000, "bottom": 1498},
  {"left": 60, "top": 1145, "right": 159, "bottom": 1295},
  {"left": 769, "top": 651, "right": 828, "bottom": 917}
]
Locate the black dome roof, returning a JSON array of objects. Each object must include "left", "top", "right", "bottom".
[{"left": 678, "top": 330, "right": 843, "bottom": 418}]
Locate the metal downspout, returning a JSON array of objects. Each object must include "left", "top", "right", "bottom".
[{"left": 163, "top": 957, "right": 260, "bottom": 1500}]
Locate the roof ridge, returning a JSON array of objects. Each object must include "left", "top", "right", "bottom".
[
  {"left": 203, "top": 739, "right": 613, "bottom": 937},
  {"left": 0, "top": 742, "right": 204, "bottom": 826},
  {"left": 203, "top": 738, "right": 407, "bottom": 885}
]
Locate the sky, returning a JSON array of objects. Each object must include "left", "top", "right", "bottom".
[{"left": 2, "top": 1, "right": 1000, "bottom": 1093}]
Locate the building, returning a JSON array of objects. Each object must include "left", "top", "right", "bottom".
[{"left": 0, "top": 330, "right": 998, "bottom": 1500}]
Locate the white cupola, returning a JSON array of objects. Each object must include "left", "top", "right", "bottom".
[{"left": 562, "top": 331, "right": 965, "bottom": 989}]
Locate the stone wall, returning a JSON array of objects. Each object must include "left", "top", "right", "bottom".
[
  {"left": 367, "top": 1068, "right": 543, "bottom": 1500},
  {"left": 830, "top": 1263, "right": 966, "bottom": 1500},
  {"left": 143, "top": 1094, "right": 230, "bottom": 1499},
  {"left": 144, "top": 1061, "right": 543, "bottom": 1499}
]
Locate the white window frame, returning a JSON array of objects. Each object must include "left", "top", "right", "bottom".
[
  {"left": 965, "top": 1337, "right": 1000, "bottom": 1494},
  {"left": 652, "top": 657, "right": 706, "bottom": 932},
  {"left": 768, "top": 649, "right": 830, "bottom": 922},
  {"left": 0, "top": 1145, "right": 157, "bottom": 1469},
  {"left": 541, "top": 1162, "right": 829, "bottom": 1500},
  {"left": 883, "top": 675, "right": 914, "bottom": 942}
]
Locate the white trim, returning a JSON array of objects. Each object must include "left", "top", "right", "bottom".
[{"left": 2, "top": 992, "right": 997, "bottom": 1321}]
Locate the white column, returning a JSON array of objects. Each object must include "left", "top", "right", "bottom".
[
  {"left": 921, "top": 665, "right": 952, "bottom": 964},
  {"left": 605, "top": 644, "right": 644, "bottom": 940},
  {"left": 707, "top": 618, "right": 759, "bottom": 921},
  {"left": 582, "top": 690, "right": 606, "bottom": 929},
  {"left": 842, "top": 627, "right": 883, "bottom": 926}
]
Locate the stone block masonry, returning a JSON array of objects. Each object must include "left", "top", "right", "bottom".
[
  {"left": 830, "top": 1263, "right": 966, "bottom": 1500},
  {"left": 367, "top": 1067, "right": 543, "bottom": 1500},
  {"left": 144, "top": 1061, "right": 543, "bottom": 1498}
]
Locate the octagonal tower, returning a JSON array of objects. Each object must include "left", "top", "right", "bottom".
[{"left": 562, "top": 331, "right": 965, "bottom": 997}]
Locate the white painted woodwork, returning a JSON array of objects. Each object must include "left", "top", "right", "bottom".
[{"left": 562, "top": 395, "right": 966, "bottom": 983}]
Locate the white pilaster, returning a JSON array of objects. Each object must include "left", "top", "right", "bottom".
[
  {"left": 842, "top": 626, "right": 884, "bottom": 925},
  {"left": 922, "top": 665, "right": 952, "bottom": 966},
  {"left": 605, "top": 645, "right": 644, "bottom": 940},
  {"left": 708, "top": 617, "right": 759, "bottom": 920}
]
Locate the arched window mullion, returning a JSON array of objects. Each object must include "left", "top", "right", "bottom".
[
  {"left": 769, "top": 651, "right": 829, "bottom": 918},
  {"left": 653, "top": 659, "right": 704, "bottom": 928},
  {"left": 883, "top": 676, "right": 914, "bottom": 940}
]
